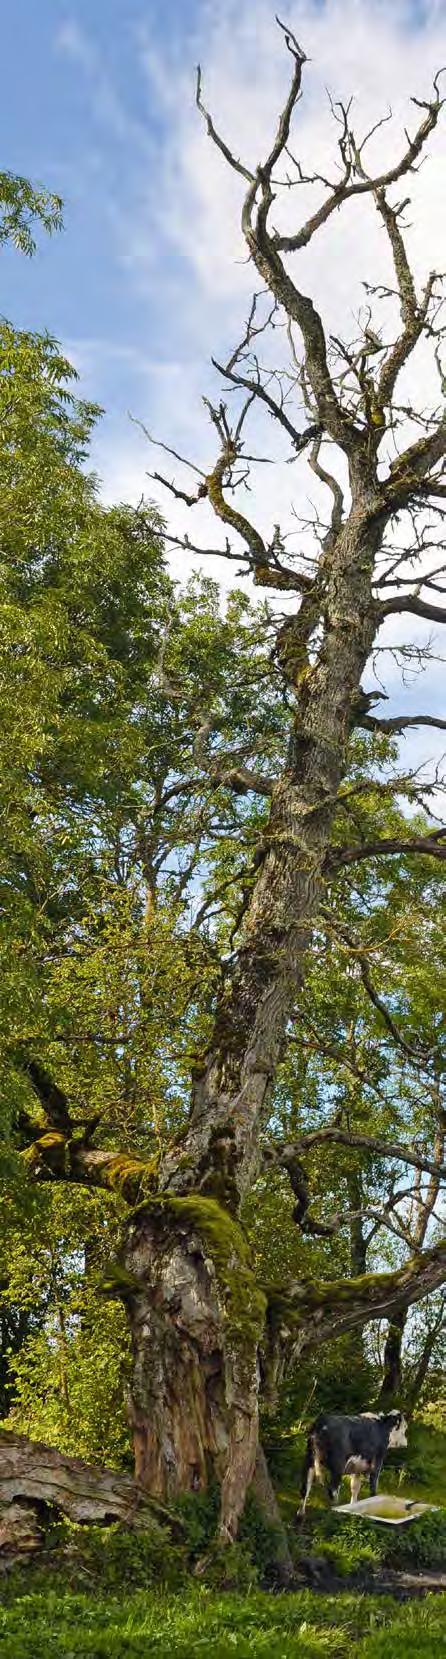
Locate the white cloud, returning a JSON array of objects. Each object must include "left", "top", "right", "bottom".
[
  {"left": 137, "top": 0, "right": 445, "bottom": 303},
  {"left": 66, "top": 2, "right": 446, "bottom": 782},
  {"left": 120, "top": 0, "right": 445, "bottom": 517}
]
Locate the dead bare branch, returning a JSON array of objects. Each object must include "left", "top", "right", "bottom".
[
  {"left": 196, "top": 64, "right": 255, "bottom": 184},
  {"left": 274, "top": 75, "right": 444, "bottom": 255},
  {"left": 328, "top": 827, "right": 446, "bottom": 870},
  {"left": 360, "top": 712, "right": 446, "bottom": 735},
  {"left": 379, "top": 592, "right": 446, "bottom": 625},
  {"left": 283, "top": 1129, "right": 446, "bottom": 1182}
]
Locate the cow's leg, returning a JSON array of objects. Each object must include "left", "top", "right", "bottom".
[
  {"left": 350, "top": 1473, "right": 362, "bottom": 1504},
  {"left": 298, "top": 1440, "right": 317, "bottom": 1516},
  {"left": 299, "top": 1462, "right": 315, "bottom": 1515},
  {"left": 326, "top": 1460, "right": 343, "bottom": 1504},
  {"left": 369, "top": 1460, "right": 382, "bottom": 1497}
]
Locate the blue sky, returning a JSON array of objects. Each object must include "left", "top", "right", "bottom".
[
  {"left": 2, "top": 1, "right": 444, "bottom": 506},
  {"left": 1, "top": 3, "right": 211, "bottom": 466},
  {"left": 2, "top": 0, "right": 445, "bottom": 775}
]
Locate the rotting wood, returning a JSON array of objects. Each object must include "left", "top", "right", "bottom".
[{"left": 0, "top": 1428, "right": 182, "bottom": 1565}]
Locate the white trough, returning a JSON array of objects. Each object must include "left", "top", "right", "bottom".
[{"left": 334, "top": 1494, "right": 439, "bottom": 1526}]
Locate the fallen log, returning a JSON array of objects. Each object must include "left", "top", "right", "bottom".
[
  {"left": 0, "top": 1500, "right": 43, "bottom": 1568},
  {"left": 375, "top": 1569, "right": 446, "bottom": 1597},
  {"left": 0, "top": 1428, "right": 182, "bottom": 1567},
  {"left": 298, "top": 1554, "right": 446, "bottom": 1598}
]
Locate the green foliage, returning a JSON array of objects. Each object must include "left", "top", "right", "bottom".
[
  {"left": 417, "top": 1386, "right": 446, "bottom": 1435},
  {"left": 307, "top": 1507, "right": 446, "bottom": 1578},
  {"left": 175, "top": 1483, "right": 220, "bottom": 1557},
  {"left": 0, "top": 1186, "right": 131, "bottom": 1464},
  {"left": 378, "top": 1508, "right": 446, "bottom": 1570},
  {"left": 400, "top": 1421, "right": 446, "bottom": 1501},
  {"left": 197, "top": 1539, "right": 260, "bottom": 1593},
  {"left": 2, "top": 1296, "right": 130, "bottom": 1465},
  {"left": 0, "top": 170, "right": 62, "bottom": 254}
]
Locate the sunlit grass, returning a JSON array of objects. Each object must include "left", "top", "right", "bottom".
[{"left": 0, "top": 1586, "right": 445, "bottom": 1657}]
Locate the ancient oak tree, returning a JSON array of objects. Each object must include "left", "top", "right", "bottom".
[{"left": 21, "top": 26, "right": 446, "bottom": 1541}]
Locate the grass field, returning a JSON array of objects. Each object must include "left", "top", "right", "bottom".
[
  {"left": 0, "top": 1423, "right": 444, "bottom": 1657},
  {"left": 0, "top": 1583, "right": 445, "bottom": 1657}
]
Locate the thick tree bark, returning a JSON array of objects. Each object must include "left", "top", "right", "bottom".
[
  {"left": 130, "top": 508, "right": 386, "bottom": 1532},
  {"left": 377, "top": 1308, "right": 407, "bottom": 1407},
  {"left": 0, "top": 1503, "right": 44, "bottom": 1571},
  {"left": 163, "top": 506, "right": 386, "bottom": 1208},
  {"left": 118, "top": 1198, "right": 264, "bottom": 1540}
]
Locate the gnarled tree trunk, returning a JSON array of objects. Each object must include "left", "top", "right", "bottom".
[
  {"left": 21, "top": 30, "right": 446, "bottom": 1548},
  {"left": 118, "top": 508, "right": 384, "bottom": 1537},
  {"left": 120, "top": 1199, "right": 264, "bottom": 1539}
]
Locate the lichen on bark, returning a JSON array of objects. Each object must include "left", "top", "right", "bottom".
[
  {"left": 130, "top": 1192, "right": 267, "bottom": 1350},
  {"left": 119, "top": 1192, "right": 266, "bottom": 1538}
]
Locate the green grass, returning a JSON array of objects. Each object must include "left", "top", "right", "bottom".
[
  {"left": 0, "top": 1425, "right": 444, "bottom": 1657},
  {"left": 359, "top": 1597, "right": 446, "bottom": 1657},
  {"left": 0, "top": 1585, "right": 444, "bottom": 1657}
]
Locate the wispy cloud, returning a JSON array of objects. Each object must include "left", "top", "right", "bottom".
[
  {"left": 55, "top": 14, "right": 148, "bottom": 147},
  {"left": 59, "top": 3, "right": 446, "bottom": 755}
]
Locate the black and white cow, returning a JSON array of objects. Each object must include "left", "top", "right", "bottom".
[{"left": 300, "top": 1410, "right": 408, "bottom": 1510}]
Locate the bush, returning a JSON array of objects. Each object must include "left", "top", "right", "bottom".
[
  {"left": 401, "top": 1423, "right": 446, "bottom": 1500},
  {"left": 31, "top": 1519, "right": 186, "bottom": 1592},
  {"left": 298, "top": 1505, "right": 446, "bottom": 1581},
  {"left": 380, "top": 1508, "right": 446, "bottom": 1571},
  {"left": 195, "top": 1539, "right": 260, "bottom": 1593},
  {"left": 174, "top": 1483, "right": 220, "bottom": 1557},
  {"left": 174, "top": 1481, "right": 284, "bottom": 1586}
]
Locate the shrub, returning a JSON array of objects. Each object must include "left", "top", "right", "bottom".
[
  {"left": 380, "top": 1508, "right": 446, "bottom": 1571},
  {"left": 174, "top": 1483, "right": 220, "bottom": 1557},
  {"left": 37, "top": 1518, "right": 186, "bottom": 1592}
]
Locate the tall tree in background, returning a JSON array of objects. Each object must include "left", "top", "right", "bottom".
[{"left": 2, "top": 26, "right": 446, "bottom": 1546}]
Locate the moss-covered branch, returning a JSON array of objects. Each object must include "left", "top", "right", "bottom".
[
  {"left": 266, "top": 1239, "right": 446, "bottom": 1369},
  {"left": 23, "top": 1133, "right": 159, "bottom": 1205}
]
